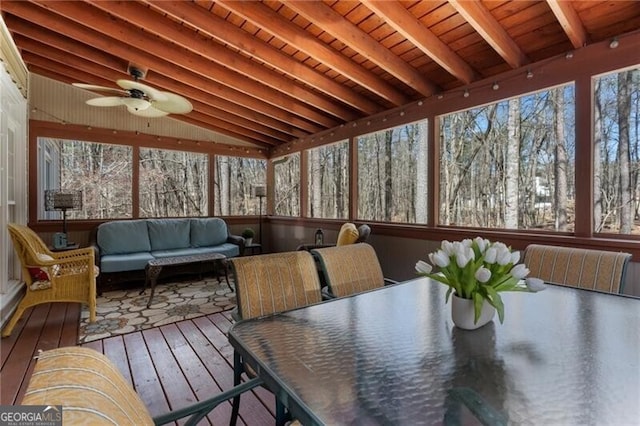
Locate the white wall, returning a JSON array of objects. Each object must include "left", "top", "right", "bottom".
[{"left": 0, "top": 62, "right": 29, "bottom": 327}]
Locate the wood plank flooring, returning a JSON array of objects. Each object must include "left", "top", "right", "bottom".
[{"left": 0, "top": 302, "right": 275, "bottom": 425}]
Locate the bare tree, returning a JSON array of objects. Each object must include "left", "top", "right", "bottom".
[
  {"left": 594, "top": 79, "right": 604, "bottom": 232},
  {"left": 415, "top": 121, "right": 428, "bottom": 223},
  {"left": 618, "top": 70, "right": 633, "bottom": 233},
  {"left": 554, "top": 89, "right": 568, "bottom": 231},
  {"left": 504, "top": 98, "right": 520, "bottom": 228}
]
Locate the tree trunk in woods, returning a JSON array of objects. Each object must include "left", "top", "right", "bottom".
[
  {"left": 415, "top": 121, "right": 428, "bottom": 224},
  {"left": 505, "top": 98, "right": 520, "bottom": 229},
  {"left": 618, "top": 71, "right": 632, "bottom": 234},
  {"left": 593, "top": 80, "right": 603, "bottom": 232},
  {"left": 384, "top": 130, "right": 393, "bottom": 221},
  {"left": 554, "top": 89, "right": 568, "bottom": 231}
]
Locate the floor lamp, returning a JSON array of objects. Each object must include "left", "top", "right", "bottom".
[{"left": 254, "top": 185, "right": 266, "bottom": 245}]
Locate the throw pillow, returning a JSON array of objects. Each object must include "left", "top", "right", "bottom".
[
  {"left": 336, "top": 223, "right": 359, "bottom": 246},
  {"left": 28, "top": 253, "right": 56, "bottom": 291}
]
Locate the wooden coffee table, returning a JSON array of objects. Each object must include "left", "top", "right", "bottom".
[{"left": 142, "top": 252, "right": 231, "bottom": 307}]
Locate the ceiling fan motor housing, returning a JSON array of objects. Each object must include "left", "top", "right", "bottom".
[{"left": 128, "top": 66, "right": 146, "bottom": 81}]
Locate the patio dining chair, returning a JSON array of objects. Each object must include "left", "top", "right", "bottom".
[
  {"left": 311, "top": 242, "right": 396, "bottom": 299},
  {"left": 21, "top": 346, "right": 263, "bottom": 425},
  {"left": 3, "top": 223, "right": 98, "bottom": 337},
  {"left": 523, "top": 244, "right": 632, "bottom": 293},
  {"left": 229, "top": 250, "right": 323, "bottom": 425}
]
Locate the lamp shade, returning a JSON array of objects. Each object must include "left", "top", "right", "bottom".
[
  {"left": 45, "top": 190, "right": 83, "bottom": 211},
  {"left": 253, "top": 185, "right": 266, "bottom": 198}
]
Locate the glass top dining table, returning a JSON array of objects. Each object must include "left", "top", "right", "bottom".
[{"left": 228, "top": 278, "right": 640, "bottom": 425}]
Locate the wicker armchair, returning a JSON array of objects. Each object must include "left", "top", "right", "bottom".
[{"left": 3, "top": 224, "right": 97, "bottom": 337}]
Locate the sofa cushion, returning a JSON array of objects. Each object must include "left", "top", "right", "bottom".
[
  {"left": 191, "top": 243, "right": 240, "bottom": 258},
  {"left": 100, "top": 252, "right": 156, "bottom": 273},
  {"left": 190, "top": 218, "right": 228, "bottom": 247},
  {"left": 98, "top": 220, "right": 151, "bottom": 255},
  {"left": 147, "top": 219, "right": 191, "bottom": 251}
]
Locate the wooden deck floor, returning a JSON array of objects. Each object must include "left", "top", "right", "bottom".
[{"left": 0, "top": 302, "right": 275, "bottom": 425}]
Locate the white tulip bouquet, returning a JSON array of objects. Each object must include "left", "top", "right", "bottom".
[{"left": 416, "top": 237, "right": 546, "bottom": 323}]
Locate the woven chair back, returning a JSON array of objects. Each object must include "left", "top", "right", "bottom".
[
  {"left": 230, "top": 250, "right": 322, "bottom": 320},
  {"left": 312, "top": 243, "right": 385, "bottom": 298},
  {"left": 7, "top": 223, "right": 51, "bottom": 266},
  {"left": 524, "top": 244, "right": 631, "bottom": 293}
]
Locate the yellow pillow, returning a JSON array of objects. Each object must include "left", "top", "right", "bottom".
[{"left": 336, "top": 223, "right": 359, "bottom": 246}]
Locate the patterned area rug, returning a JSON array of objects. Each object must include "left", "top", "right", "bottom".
[{"left": 78, "top": 277, "right": 236, "bottom": 344}]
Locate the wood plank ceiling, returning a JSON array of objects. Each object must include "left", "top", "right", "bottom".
[{"left": 2, "top": 1, "right": 639, "bottom": 149}]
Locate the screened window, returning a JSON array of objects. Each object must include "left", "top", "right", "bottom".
[
  {"left": 274, "top": 153, "right": 300, "bottom": 216},
  {"left": 214, "top": 155, "right": 266, "bottom": 216},
  {"left": 439, "top": 85, "right": 575, "bottom": 231},
  {"left": 139, "top": 148, "right": 207, "bottom": 217},
  {"left": 38, "top": 137, "right": 132, "bottom": 219},
  {"left": 594, "top": 67, "right": 640, "bottom": 234},
  {"left": 357, "top": 120, "right": 428, "bottom": 224},
  {"left": 307, "top": 140, "right": 349, "bottom": 219}
]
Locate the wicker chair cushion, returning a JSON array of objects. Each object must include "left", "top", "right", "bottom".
[{"left": 336, "top": 223, "right": 359, "bottom": 246}]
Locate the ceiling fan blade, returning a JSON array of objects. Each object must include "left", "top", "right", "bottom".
[
  {"left": 73, "top": 83, "right": 128, "bottom": 96},
  {"left": 152, "top": 92, "right": 193, "bottom": 114},
  {"left": 86, "top": 96, "right": 127, "bottom": 107},
  {"left": 116, "top": 79, "right": 168, "bottom": 102},
  {"left": 127, "top": 105, "right": 169, "bottom": 118}
]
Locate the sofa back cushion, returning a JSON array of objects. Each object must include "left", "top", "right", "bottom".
[
  {"left": 190, "top": 218, "right": 228, "bottom": 247},
  {"left": 147, "top": 219, "right": 191, "bottom": 251},
  {"left": 98, "top": 220, "right": 152, "bottom": 255}
]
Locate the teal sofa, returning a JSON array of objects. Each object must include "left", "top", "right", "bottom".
[{"left": 91, "top": 218, "right": 243, "bottom": 292}]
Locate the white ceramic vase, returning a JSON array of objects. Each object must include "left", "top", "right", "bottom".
[
  {"left": 245, "top": 237, "right": 253, "bottom": 246},
  {"left": 451, "top": 294, "right": 495, "bottom": 330}
]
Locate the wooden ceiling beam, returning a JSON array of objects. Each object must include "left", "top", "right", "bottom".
[
  {"left": 2, "top": 1, "right": 323, "bottom": 136},
  {"left": 146, "top": 0, "right": 382, "bottom": 116},
  {"left": 87, "top": 0, "right": 357, "bottom": 122},
  {"left": 448, "top": 0, "right": 529, "bottom": 69},
  {"left": 546, "top": 0, "right": 589, "bottom": 49},
  {"left": 215, "top": 0, "right": 411, "bottom": 107},
  {"left": 26, "top": 0, "right": 337, "bottom": 130},
  {"left": 5, "top": 15, "right": 307, "bottom": 140},
  {"left": 361, "top": 0, "right": 478, "bottom": 85},
  {"left": 285, "top": 1, "right": 439, "bottom": 97},
  {"left": 9, "top": 22, "right": 127, "bottom": 74},
  {"left": 23, "top": 53, "right": 282, "bottom": 146},
  {"left": 27, "top": 64, "right": 271, "bottom": 148}
]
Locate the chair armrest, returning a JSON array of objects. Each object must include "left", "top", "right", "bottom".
[
  {"left": 297, "top": 243, "right": 336, "bottom": 251},
  {"left": 321, "top": 286, "right": 336, "bottom": 300},
  {"left": 227, "top": 234, "right": 245, "bottom": 254},
  {"left": 89, "top": 244, "right": 101, "bottom": 267},
  {"left": 34, "top": 248, "right": 96, "bottom": 278},
  {"left": 384, "top": 278, "right": 399, "bottom": 286}
]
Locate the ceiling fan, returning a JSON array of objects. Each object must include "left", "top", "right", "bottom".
[{"left": 72, "top": 67, "right": 192, "bottom": 118}]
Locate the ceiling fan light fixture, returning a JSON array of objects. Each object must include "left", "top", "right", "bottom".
[{"left": 124, "top": 98, "right": 151, "bottom": 111}]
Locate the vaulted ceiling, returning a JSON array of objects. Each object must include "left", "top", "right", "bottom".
[{"left": 2, "top": 1, "right": 639, "bottom": 149}]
